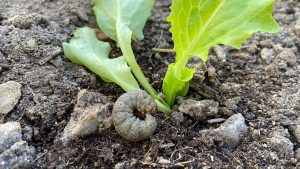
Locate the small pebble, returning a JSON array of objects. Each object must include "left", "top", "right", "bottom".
[
  {"left": 260, "top": 48, "right": 274, "bottom": 64},
  {"left": 26, "top": 38, "right": 37, "bottom": 51},
  {"left": 178, "top": 99, "right": 219, "bottom": 121},
  {"left": 0, "top": 81, "right": 22, "bottom": 115},
  {"left": 214, "top": 113, "right": 248, "bottom": 149},
  {"left": 276, "top": 49, "right": 297, "bottom": 66}
]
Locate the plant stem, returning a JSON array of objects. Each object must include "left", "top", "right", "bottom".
[
  {"left": 116, "top": 24, "right": 172, "bottom": 115},
  {"left": 155, "top": 100, "right": 172, "bottom": 116}
]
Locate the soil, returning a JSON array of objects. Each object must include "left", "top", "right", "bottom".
[{"left": 0, "top": 0, "right": 300, "bottom": 168}]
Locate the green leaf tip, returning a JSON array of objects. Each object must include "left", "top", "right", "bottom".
[{"left": 93, "top": 0, "right": 154, "bottom": 42}]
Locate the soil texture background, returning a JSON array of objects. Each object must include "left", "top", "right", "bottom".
[{"left": 0, "top": 0, "right": 300, "bottom": 168}]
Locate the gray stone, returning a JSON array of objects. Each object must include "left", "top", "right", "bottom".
[
  {"left": 0, "top": 141, "right": 36, "bottom": 169},
  {"left": 26, "top": 38, "right": 37, "bottom": 51},
  {"left": 214, "top": 113, "right": 248, "bottom": 149},
  {"left": 61, "top": 89, "right": 113, "bottom": 143},
  {"left": 260, "top": 48, "right": 274, "bottom": 64},
  {"left": 276, "top": 49, "right": 297, "bottom": 66},
  {"left": 178, "top": 99, "right": 219, "bottom": 121},
  {"left": 269, "top": 129, "right": 294, "bottom": 158},
  {"left": 0, "top": 81, "right": 22, "bottom": 115},
  {"left": 0, "top": 122, "right": 22, "bottom": 153}
]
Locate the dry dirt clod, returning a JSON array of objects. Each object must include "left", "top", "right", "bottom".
[
  {"left": 61, "top": 89, "right": 113, "bottom": 143},
  {"left": 269, "top": 133, "right": 294, "bottom": 158},
  {"left": 178, "top": 99, "right": 219, "bottom": 121},
  {"left": 112, "top": 90, "right": 157, "bottom": 142},
  {"left": 260, "top": 48, "right": 274, "bottom": 64},
  {"left": 26, "top": 38, "right": 37, "bottom": 51},
  {"left": 207, "top": 65, "right": 218, "bottom": 84},
  {"left": 0, "top": 81, "right": 22, "bottom": 115},
  {"left": 213, "top": 113, "right": 247, "bottom": 149},
  {"left": 219, "top": 83, "right": 243, "bottom": 94},
  {"left": 275, "top": 49, "right": 297, "bottom": 66},
  {"left": 170, "top": 111, "right": 185, "bottom": 125},
  {"left": 213, "top": 45, "right": 226, "bottom": 63},
  {"left": 4, "top": 12, "right": 41, "bottom": 29}
]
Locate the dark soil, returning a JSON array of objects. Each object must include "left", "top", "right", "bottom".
[{"left": 0, "top": 0, "right": 300, "bottom": 168}]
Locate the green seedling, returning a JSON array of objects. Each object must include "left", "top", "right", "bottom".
[
  {"left": 163, "top": 0, "right": 280, "bottom": 106},
  {"left": 63, "top": 0, "right": 280, "bottom": 115}
]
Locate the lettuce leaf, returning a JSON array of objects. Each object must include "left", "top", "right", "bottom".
[
  {"left": 163, "top": 0, "right": 280, "bottom": 106},
  {"left": 93, "top": 0, "right": 154, "bottom": 42},
  {"left": 63, "top": 27, "right": 140, "bottom": 92}
]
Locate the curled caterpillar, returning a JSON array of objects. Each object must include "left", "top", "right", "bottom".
[{"left": 112, "top": 90, "right": 157, "bottom": 141}]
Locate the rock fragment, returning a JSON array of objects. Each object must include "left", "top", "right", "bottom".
[
  {"left": 4, "top": 13, "right": 41, "bottom": 29},
  {"left": 269, "top": 127, "right": 294, "bottom": 158},
  {"left": 222, "top": 97, "right": 241, "bottom": 116},
  {"left": 178, "top": 99, "right": 219, "bottom": 121},
  {"left": 0, "top": 141, "right": 35, "bottom": 169},
  {"left": 220, "top": 83, "right": 243, "bottom": 94},
  {"left": 276, "top": 49, "right": 297, "bottom": 66},
  {"left": 0, "top": 122, "right": 36, "bottom": 169},
  {"left": 214, "top": 113, "right": 247, "bottom": 149},
  {"left": 207, "top": 65, "right": 217, "bottom": 83},
  {"left": 61, "top": 89, "right": 113, "bottom": 143},
  {"left": 26, "top": 38, "right": 37, "bottom": 51},
  {"left": 260, "top": 48, "right": 274, "bottom": 64},
  {"left": 0, "top": 81, "right": 22, "bottom": 115},
  {"left": 0, "top": 122, "right": 22, "bottom": 153},
  {"left": 213, "top": 45, "right": 226, "bottom": 63}
]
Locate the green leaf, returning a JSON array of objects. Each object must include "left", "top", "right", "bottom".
[
  {"left": 168, "top": 0, "right": 280, "bottom": 62},
  {"left": 93, "top": 0, "right": 154, "bottom": 42},
  {"left": 63, "top": 27, "right": 140, "bottom": 92},
  {"left": 163, "top": 0, "right": 280, "bottom": 106}
]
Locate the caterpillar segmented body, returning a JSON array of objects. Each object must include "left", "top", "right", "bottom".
[{"left": 112, "top": 90, "right": 157, "bottom": 141}]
